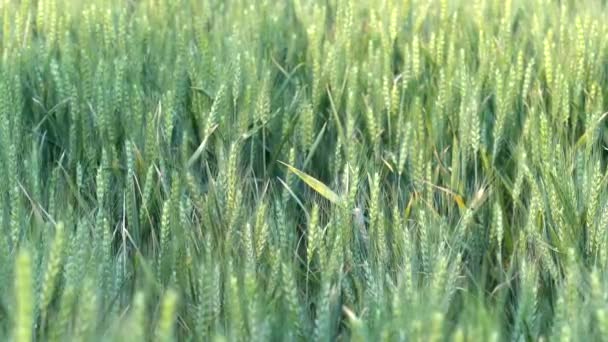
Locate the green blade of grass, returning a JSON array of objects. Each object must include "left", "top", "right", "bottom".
[{"left": 279, "top": 161, "right": 340, "bottom": 204}]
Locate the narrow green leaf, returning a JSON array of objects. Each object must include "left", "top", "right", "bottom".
[{"left": 279, "top": 161, "right": 340, "bottom": 204}]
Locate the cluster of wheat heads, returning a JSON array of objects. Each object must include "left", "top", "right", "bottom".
[{"left": 1, "top": 0, "right": 608, "bottom": 340}]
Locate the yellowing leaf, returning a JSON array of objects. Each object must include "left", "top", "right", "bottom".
[
  {"left": 404, "top": 196, "right": 415, "bottom": 219},
  {"left": 279, "top": 161, "right": 340, "bottom": 204},
  {"left": 454, "top": 194, "right": 466, "bottom": 209}
]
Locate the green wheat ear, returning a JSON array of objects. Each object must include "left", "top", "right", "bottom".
[
  {"left": 14, "top": 247, "right": 33, "bottom": 342},
  {"left": 156, "top": 289, "right": 179, "bottom": 342},
  {"left": 40, "top": 222, "right": 66, "bottom": 323}
]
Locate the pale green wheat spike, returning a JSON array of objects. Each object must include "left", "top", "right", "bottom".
[
  {"left": 93, "top": 213, "right": 110, "bottom": 292},
  {"left": 521, "top": 57, "right": 535, "bottom": 102},
  {"left": 126, "top": 141, "right": 139, "bottom": 234},
  {"left": 390, "top": 79, "right": 403, "bottom": 129},
  {"left": 565, "top": 246, "right": 579, "bottom": 314},
  {"left": 515, "top": 50, "right": 525, "bottom": 85},
  {"left": 226, "top": 143, "right": 240, "bottom": 230},
  {"left": 196, "top": 263, "right": 221, "bottom": 339},
  {"left": 282, "top": 261, "right": 305, "bottom": 337},
  {"left": 413, "top": 146, "right": 425, "bottom": 192},
  {"left": 364, "top": 103, "right": 378, "bottom": 150},
  {"left": 156, "top": 289, "right": 179, "bottom": 342},
  {"left": 370, "top": 172, "right": 385, "bottom": 263},
  {"left": 492, "top": 69, "right": 505, "bottom": 159},
  {"left": 401, "top": 222, "right": 415, "bottom": 301},
  {"left": 539, "top": 112, "right": 551, "bottom": 165},
  {"left": 96, "top": 61, "right": 114, "bottom": 144},
  {"left": 382, "top": 75, "right": 391, "bottom": 123},
  {"left": 469, "top": 83, "right": 481, "bottom": 154},
  {"left": 512, "top": 259, "right": 539, "bottom": 340},
  {"left": 68, "top": 85, "right": 80, "bottom": 162},
  {"left": 131, "top": 85, "right": 144, "bottom": 137},
  {"left": 254, "top": 201, "right": 268, "bottom": 260},
  {"left": 550, "top": 69, "right": 563, "bottom": 126},
  {"left": 1, "top": 6, "right": 11, "bottom": 51},
  {"left": 50, "top": 59, "right": 66, "bottom": 104},
  {"left": 162, "top": 90, "right": 175, "bottom": 141},
  {"left": 412, "top": 96, "right": 425, "bottom": 173},
  {"left": 314, "top": 280, "right": 332, "bottom": 342},
  {"left": 39, "top": 222, "right": 66, "bottom": 323},
  {"left": 525, "top": 182, "right": 541, "bottom": 238},
  {"left": 574, "top": 16, "right": 586, "bottom": 87},
  {"left": 112, "top": 252, "right": 126, "bottom": 317},
  {"left": 96, "top": 148, "right": 109, "bottom": 206},
  {"left": 444, "top": 252, "right": 462, "bottom": 310},
  {"left": 130, "top": 291, "right": 147, "bottom": 341},
  {"left": 586, "top": 83, "right": 602, "bottom": 139},
  {"left": 430, "top": 248, "right": 449, "bottom": 307},
  {"left": 412, "top": 35, "right": 421, "bottom": 80},
  {"left": 14, "top": 248, "right": 33, "bottom": 342},
  {"left": 499, "top": 0, "right": 512, "bottom": 42},
  {"left": 144, "top": 111, "right": 159, "bottom": 162},
  {"left": 535, "top": 230, "right": 559, "bottom": 281},
  {"left": 492, "top": 202, "right": 504, "bottom": 260},
  {"left": 339, "top": 0, "right": 353, "bottom": 60},
  {"left": 300, "top": 102, "right": 315, "bottom": 150},
  {"left": 242, "top": 223, "right": 255, "bottom": 268},
  {"left": 267, "top": 243, "right": 283, "bottom": 295},
  {"left": 103, "top": 8, "right": 114, "bottom": 53},
  {"left": 48, "top": 167, "right": 58, "bottom": 219},
  {"left": 340, "top": 264, "right": 356, "bottom": 308},
  {"left": 347, "top": 163, "right": 359, "bottom": 212},
  {"left": 114, "top": 56, "right": 126, "bottom": 115},
  {"left": 397, "top": 121, "right": 411, "bottom": 178},
  {"left": 418, "top": 209, "right": 430, "bottom": 275},
  {"left": 247, "top": 278, "right": 269, "bottom": 342},
  {"left": 158, "top": 198, "right": 173, "bottom": 286},
  {"left": 227, "top": 272, "right": 245, "bottom": 340},
  {"left": 117, "top": 9, "right": 127, "bottom": 53},
  {"left": 75, "top": 163, "right": 84, "bottom": 193},
  {"left": 428, "top": 32, "right": 437, "bottom": 66},
  {"left": 310, "top": 28, "right": 323, "bottom": 107},
  {"left": 140, "top": 164, "right": 156, "bottom": 224},
  {"left": 458, "top": 54, "right": 469, "bottom": 129},
  {"left": 206, "top": 84, "right": 225, "bottom": 135},
  {"left": 232, "top": 53, "right": 241, "bottom": 109},
  {"left": 504, "top": 68, "right": 518, "bottom": 122},
  {"left": 274, "top": 198, "right": 293, "bottom": 259},
  {"left": 75, "top": 275, "right": 98, "bottom": 340},
  {"left": 36, "top": 0, "right": 45, "bottom": 33},
  {"left": 9, "top": 144, "right": 21, "bottom": 250},
  {"left": 361, "top": 259, "right": 378, "bottom": 308},
  {"left": 445, "top": 34, "right": 457, "bottom": 80},
  {"left": 307, "top": 203, "right": 320, "bottom": 266},
  {"left": 597, "top": 204, "right": 608, "bottom": 266},
  {"left": 49, "top": 0, "right": 61, "bottom": 47},
  {"left": 587, "top": 158, "right": 602, "bottom": 256},
  {"left": 543, "top": 30, "right": 554, "bottom": 88},
  {"left": 402, "top": 45, "right": 411, "bottom": 89},
  {"left": 436, "top": 68, "right": 448, "bottom": 125}
]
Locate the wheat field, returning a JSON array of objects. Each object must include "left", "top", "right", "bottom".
[{"left": 1, "top": 0, "right": 608, "bottom": 341}]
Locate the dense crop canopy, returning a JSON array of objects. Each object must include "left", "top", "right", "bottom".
[{"left": 1, "top": 0, "right": 608, "bottom": 340}]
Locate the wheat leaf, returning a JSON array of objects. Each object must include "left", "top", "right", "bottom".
[{"left": 279, "top": 161, "right": 340, "bottom": 204}]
